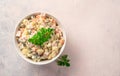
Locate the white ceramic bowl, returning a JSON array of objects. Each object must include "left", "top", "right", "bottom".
[{"left": 14, "top": 13, "right": 66, "bottom": 65}]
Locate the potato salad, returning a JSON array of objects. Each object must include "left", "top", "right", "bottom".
[{"left": 15, "top": 13, "right": 64, "bottom": 62}]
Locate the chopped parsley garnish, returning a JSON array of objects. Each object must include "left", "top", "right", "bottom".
[{"left": 28, "top": 28, "right": 53, "bottom": 46}]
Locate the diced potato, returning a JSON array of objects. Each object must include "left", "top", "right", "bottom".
[
  {"left": 58, "top": 43, "right": 62, "bottom": 49},
  {"left": 26, "top": 53, "right": 32, "bottom": 57},
  {"left": 26, "top": 23, "right": 33, "bottom": 29},
  {"left": 39, "top": 25, "right": 44, "bottom": 29},
  {"left": 18, "top": 43, "right": 24, "bottom": 50},
  {"left": 37, "top": 49, "right": 44, "bottom": 55},
  {"left": 36, "top": 59, "right": 41, "bottom": 62},
  {"left": 22, "top": 19, "right": 29, "bottom": 25},
  {"left": 31, "top": 22, "right": 36, "bottom": 26},
  {"left": 22, "top": 28, "right": 28, "bottom": 36},
  {"left": 31, "top": 51, "right": 36, "bottom": 55},
  {"left": 44, "top": 49, "right": 50, "bottom": 56},
  {"left": 32, "top": 55, "right": 36, "bottom": 59},
  {"left": 47, "top": 43, "right": 51, "bottom": 47},
  {"left": 48, "top": 55, "right": 52, "bottom": 60},
  {"left": 51, "top": 52, "right": 56, "bottom": 58},
  {"left": 22, "top": 48, "right": 29, "bottom": 55},
  {"left": 52, "top": 46, "right": 58, "bottom": 51},
  {"left": 20, "top": 23, "right": 25, "bottom": 28},
  {"left": 48, "top": 51, "right": 56, "bottom": 59},
  {"left": 56, "top": 33, "right": 60, "bottom": 38}
]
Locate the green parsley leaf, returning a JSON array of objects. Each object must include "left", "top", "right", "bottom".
[
  {"left": 28, "top": 28, "right": 53, "bottom": 46},
  {"left": 56, "top": 55, "right": 70, "bottom": 67}
]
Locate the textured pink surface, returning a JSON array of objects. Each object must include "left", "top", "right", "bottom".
[{"left": 0, "top": 0, "right": 120, "bottom": 76}]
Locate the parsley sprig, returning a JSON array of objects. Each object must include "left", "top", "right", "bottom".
[
  {"left": 28, "top": 28, "right": 53, "bottom": 46},
  {"left": 56, "top": 55, "right": 70, "bottom": 67}
]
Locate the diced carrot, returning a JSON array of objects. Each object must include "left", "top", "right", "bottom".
[
  {"left": 41, "top": 16, "right": 46, "bottom": 22},
  {"left": 60, "top": 39, "right": 64, "bottom": 45},
  {"left": 32, "top": 18, "right": 37, "bottom": 22},
  {"left": 36, "top": 15, "right": 41, "bottom": 19},
  {"left": 51, "top": 19, "right": 56, "bottom": 24}
]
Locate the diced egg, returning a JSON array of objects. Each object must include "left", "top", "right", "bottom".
[
  {"left": 16, "top": 31, "right": 21, "bottom": 37},
  {"left": 26, "top": 23, "right": 33, "bottom": 29},
  {"left": 22, "top": 19, "right": 29, "bottom": 25},
  {"left": 47, "top": 43, "right": 51, "bottom": 47}
]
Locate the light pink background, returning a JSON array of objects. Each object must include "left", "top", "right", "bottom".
[{"left": 0, "top": 0, "right": 120, "bottom": 76}]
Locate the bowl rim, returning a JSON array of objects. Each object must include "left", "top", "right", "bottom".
[{"left": 14, "top": 12, "right": 66, "bottom": 65}]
